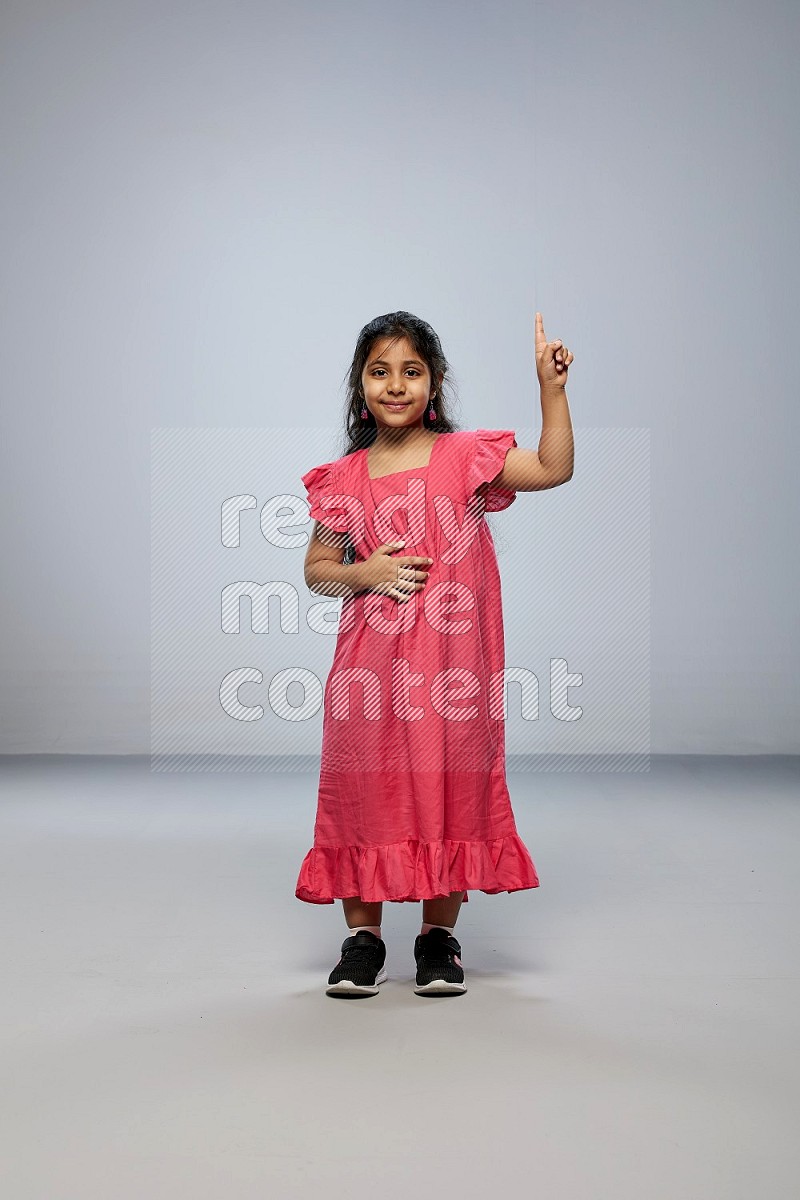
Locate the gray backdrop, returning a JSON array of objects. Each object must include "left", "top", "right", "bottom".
[{"left": 1, "top": 0, "right": 797, "bottom": 754}]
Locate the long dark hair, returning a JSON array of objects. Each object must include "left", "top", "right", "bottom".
[
  {"left": 337, "top": 311, "right": 462, "bottom": 458},
  {"left": 333, "top": 312, "right": 506, "bottom": 562}
]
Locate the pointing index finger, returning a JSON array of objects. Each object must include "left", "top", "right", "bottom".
[{"left": 535, "top": 310, "right": 547, "bottom": 348}]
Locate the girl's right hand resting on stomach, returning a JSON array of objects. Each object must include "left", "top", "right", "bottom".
[{"left": 362, "top": 540, "right": 433, "bottom": 604}]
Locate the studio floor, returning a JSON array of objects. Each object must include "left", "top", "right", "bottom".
[{"left": 1, "top": 754, "right": 798, "bottom": 1199}]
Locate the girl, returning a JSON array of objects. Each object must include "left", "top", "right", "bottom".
[{"left": 298, "top": 310, "right": 574, "bottom": 997}]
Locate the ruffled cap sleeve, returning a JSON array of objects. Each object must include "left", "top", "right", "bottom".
[
  {"left": 301, "top": 460, "right": 350, "bottom": 532},
  {"left": 468, "top": 429, "right": 518, "bottom": 512}
]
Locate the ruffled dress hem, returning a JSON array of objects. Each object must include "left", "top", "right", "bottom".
[{"left": 295, "top": 833, "right": 540, "bottom": 905}]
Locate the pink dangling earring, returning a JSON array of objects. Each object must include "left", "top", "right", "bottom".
[
  {"left": 361, "top": 404, "right": 368, "bottom": 419},
  {"left": 427, "top": 393, "right": 437, "bottom": 422}
]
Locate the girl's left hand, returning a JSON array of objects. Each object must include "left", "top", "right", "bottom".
[{"left": 535, "top": 311, "right": 574, "bottom": 389}]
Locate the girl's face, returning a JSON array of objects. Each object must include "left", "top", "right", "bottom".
[{"left": 361, "top": 335, "right": 436, "bottom": 429}]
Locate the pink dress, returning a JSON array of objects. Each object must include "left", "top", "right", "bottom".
[{"left": 295, "top": 428, "right": 540, "bottom": 904}]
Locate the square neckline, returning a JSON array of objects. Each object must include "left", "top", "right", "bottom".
[{"left": 363, "top": 432, "right": 445, "bottom": 481}]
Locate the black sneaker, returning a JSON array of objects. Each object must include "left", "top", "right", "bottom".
[
  {"left": 413, "top": 927, "right": 467, "bottom": 995},
  {"left": 326, "top": 930, "right": 388, "bottom": 997}
]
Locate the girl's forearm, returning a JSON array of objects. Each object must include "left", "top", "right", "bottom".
[
  {"left": 306, "top": 559, "right": 370, "bottom": 599},
  {"left": 537, "top": 385, "right": 574, "bottom": 480}
]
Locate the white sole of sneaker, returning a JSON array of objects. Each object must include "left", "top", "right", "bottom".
[
  {"left": 414, "top": 978, "right": 467, "bottom": 995},
  {"left": 326, "top": 965, "right": 388, "bottom": 997}
]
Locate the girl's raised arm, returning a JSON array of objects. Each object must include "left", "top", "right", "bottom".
[{"left": 491, "top": 311, "right": 574, "bottom": 492}]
